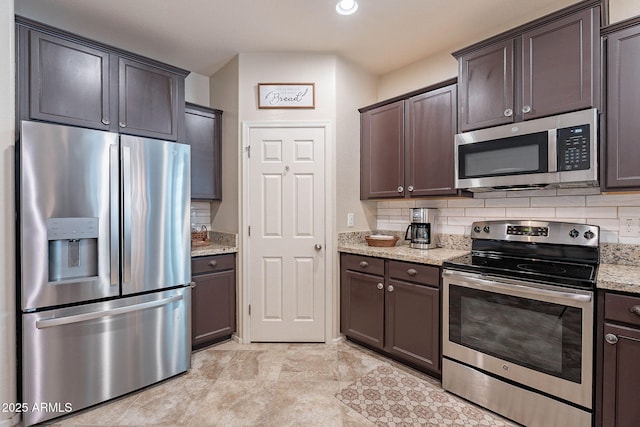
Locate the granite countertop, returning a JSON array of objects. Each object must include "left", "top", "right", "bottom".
[
  {"left": 191, "top": 243, "right": 238, "bottom": 257},
  {"left": 337, "top": 242, "right": 468, "bottom": 266},
  {"left": 338, "top": 242, "right": 640, "bottom": 294},
  {"left": 596, "top": 264, "right": 640, "bottom": 294}
]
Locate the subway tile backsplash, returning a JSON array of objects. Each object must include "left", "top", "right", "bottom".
[
  {"left": 190, "top": 201, "right": 212, "bottom": 231},
  {"left": 375, "top": 190, "right": 640, "bottom": 245}
]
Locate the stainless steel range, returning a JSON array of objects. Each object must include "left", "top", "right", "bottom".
[{"left": 442, "top": 220, "right": 599, "bottom": 427}]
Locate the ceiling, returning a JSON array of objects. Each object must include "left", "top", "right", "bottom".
[{"left": 15, "top": 0, "right": 579, "bottom": 77}]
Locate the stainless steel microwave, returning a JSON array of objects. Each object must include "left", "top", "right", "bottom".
[{"left": 455, "top": 108, "right": 599, "bottom": 192}]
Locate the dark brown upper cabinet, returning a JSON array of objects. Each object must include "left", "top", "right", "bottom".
[
  {"left": 360, "top": 81, "right": 458, "bottom": 200},
  {"left": 16, "top": 16, "right": 188, "bottom": 141},
  {"left": 602, "top": 17, "right": 640, "bottom": 191},
  {"left": 185, "top": 103, "right": 223, "bottom": 200},
  {"left": 26, "top": 30, "right": 116, "bottom": 131},
  {"left": 455, "top": 2, "right": 600, "bottom": 132}
]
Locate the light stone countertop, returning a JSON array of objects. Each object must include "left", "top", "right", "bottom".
[
  {"left": 596, "top": 264, "right": 640, "bottom": 294},
  {"left": 191, "top": 243, "right": 238, "bottom": 257},
  {"left": 337, "top": 242, "right": 469, "bottom": 266},
  {"left": 338, "top": 243, "right": 640, "bottom": 295}
]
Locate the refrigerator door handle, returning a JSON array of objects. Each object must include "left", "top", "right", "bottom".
[
  {"left": 110, "top": 145, "right": 119, "bottom": 287},
  {"left": 122, "top": 144, "right": 132, "bottom": 285},
  {"left": 35, "top": 294, "right": 184, "bottom": 329}
]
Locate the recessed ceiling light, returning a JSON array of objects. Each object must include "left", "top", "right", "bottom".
[{"left": 336, "top": 0, "right": 358, "bottom": 15}]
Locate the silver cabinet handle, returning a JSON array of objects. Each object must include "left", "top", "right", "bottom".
[
  {"left": 315, "top": 244, "right": 323, "bottom": 250},
  {"left": 504, "top": 108, "right": 513, "bottom": 117},
  {"left": 605, "top": 333, "right": 618, "bottom": 345},
  {"left": 119, "top": 122, "right": 127, "bottom": 128},
  {"left": 397, "top": 186, "right": 404, "bottom": 193},
  {"left": 377, "top": 283, "right": 384, "bottom": 290},
  {"left": 190, "top": 281, "right": 197, "bottom": 288},
  {"left": 630, "top": 305, "right": 640, "bottom": 316},
  {"left": 359, "top": 261, "right": 369, "bottom": 268},
  {"left": 407, "top": 185, "right": 414, "bottom": 192},
  {"left": 387, "top": 285, "right": 394, "bottom": 292},
  {"left": 102, "top": 118, "right": 110, "bottom": 125},
  {"left": 522, "top": 105, "right": 532, "bottom": 114},
  {"left": 208, "top": 260, "right": 218, "bottom": 267},
  {"left": 407, "top": 268, "right": 417, "bottom": 276}
]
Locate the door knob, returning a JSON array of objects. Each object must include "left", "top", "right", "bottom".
[{"left": 314, "top": 244, "right": 322, "bottom": 250}]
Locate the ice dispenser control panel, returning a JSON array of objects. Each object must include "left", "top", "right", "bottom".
[{"left": 47, "top": 218, "right": 99, "bottom": 282}]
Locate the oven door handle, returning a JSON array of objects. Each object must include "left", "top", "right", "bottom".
[{"left": 442, "top": 270, "right": 592, "bottom": 303}]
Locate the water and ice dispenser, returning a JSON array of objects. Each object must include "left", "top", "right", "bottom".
[{"left": 47, "top": 217, "right": 99, "bottom": 282}]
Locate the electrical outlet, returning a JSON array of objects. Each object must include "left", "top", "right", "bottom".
[
  {"left": 619, "top": 217, "right": 640, "bottom": 237},
  {"left": 347, "top": 213, "right": 355, "bottom": 227}
]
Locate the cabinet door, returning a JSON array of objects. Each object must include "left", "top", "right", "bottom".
[
  {"left": 405, "top": 84, "right": 457, "bottom": 197},
  {"left": 28, "top": 30, "right": 115, "bottom": 130},
  {"left": 602, "top": 323, "right": 640, "bottom": 427},
  {"left": 605, "top": 24, "right": 640, "bottom": 190},
  {"left": 521, "top": 7, "right": 597, "bottom": 120},
  {"left": 192, "top": 269, "right": 236, "bottom": 349},
  {"left": 119, "top": 57, "right": 179, "bottom": 140},
  {"left": 458, "top": 39, "right": 514, "bottom": 132},
  {"left": 360, "top": 100, "right": 405, "bottom": 199},
  {"left": 385, "top": 279, "right": 440, "bottom": 372},
  {"left": 185, "top": 104, "right": 222, "bottom": 200},
  {"left": 340, "top": 269, "right": 385, "bottom": 349}
]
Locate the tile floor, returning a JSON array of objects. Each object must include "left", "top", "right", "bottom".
[{"left": 43, "top": 340, "right": 513, "bottom": 426}]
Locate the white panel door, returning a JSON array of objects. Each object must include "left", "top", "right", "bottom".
[{"left": 248, "top": 126, "right": 325, "bottom": 342}]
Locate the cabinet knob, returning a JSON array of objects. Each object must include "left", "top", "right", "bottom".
[
  {"left": 605, "top": 333, "right": 618, "bottom": 345},
  {"left": 102, "top": 118, "right": 110, "bottom": 125},
  {"left": 407, "top": 268, "right": 417, "bottom": 276},
  {"left": 387, "top": 285, "right": 394, "bottom": 292},
  {"left": 407, "top": 185, "right": 414, "bottom": 192},
  {"left": 314, "top": 244, "right": 323, "bottom": 250},
  {"left": 189, "top": 281, "right": 197, "bottom": 289},
  {"left": 504, "top": 108, "right": 513, "bottom": 117},
  {"left": 208, "top": 260, "right": 218, "bottom": 267},
  {"left": 377, "top": 283, "right": 384, "bottom": 290},
  {"left": 397, "top": 186, "right": 404, "bottom": 193},
  {"left": 522, "top": 105, "right": 532, "bottom": 114},
  {"left": 119, "top": 122, "right": 127, "bottom": 128},
  {"left": 630, "top": 305, "right": 640, "bottom": 316},
  {"left": 359, "top": 261, "right": 369, "bottom": 268}
]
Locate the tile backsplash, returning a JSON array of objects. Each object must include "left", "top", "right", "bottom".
[
  {"left": 376, "top": 188, "right": 640, "bottom": 245},
  {"left": 190, "top": 201, "right": 212, "bottom": 231}
]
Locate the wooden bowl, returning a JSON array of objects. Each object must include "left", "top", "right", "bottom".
[{"left": 365, "top": 235, "right": 399, "bottom": 247}]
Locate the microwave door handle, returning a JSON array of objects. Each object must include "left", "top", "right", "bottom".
[{"left": 548, "top": 129, "right": 557, "bottom": 172}]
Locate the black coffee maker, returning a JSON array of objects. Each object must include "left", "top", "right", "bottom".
[{"left": 404, "top": 208, "right": 437, "bottom": 249}]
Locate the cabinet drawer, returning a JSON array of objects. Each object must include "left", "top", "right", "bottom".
[
  {"left": 341, "top": 253, "right": 384, "bottom": 276},
  {"left": 605, "top": 293, "right": 640, "bottom": 327},
  {"left": 192, "top": 254, "right": 235, "bottom": 275},
  {"left": 388, "top": 260, "right": 440, "bottom": 287}
]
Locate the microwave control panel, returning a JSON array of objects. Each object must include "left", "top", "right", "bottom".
[{"left": 557, "top": 124, "right": 590, "bottom": 171}]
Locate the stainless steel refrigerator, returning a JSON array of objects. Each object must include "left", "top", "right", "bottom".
[{"left": 18, "top": 120, "right": 192, "bottom": 426}]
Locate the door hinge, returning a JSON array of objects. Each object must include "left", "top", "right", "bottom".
[
  {"left": 246, "top": 145, "right": 251, "bottom": 158},
  {"left": 248, "top": 304, "right": 251, "bottom": 316},
  {"left": 248, "top": 225, "right": 251, "bottom": 236}
]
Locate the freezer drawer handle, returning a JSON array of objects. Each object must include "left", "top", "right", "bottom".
[{"left": 35, "top": 294, "right": 183, "bottom": 329}]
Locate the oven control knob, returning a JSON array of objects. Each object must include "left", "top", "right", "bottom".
[
  {"left": 584, "top": 230, "right": 595, "bottom": 240},
  {"left": 569, "top": 229, "right": 579, "bottom": 238},
  {"left": 483, "top": 226, "right": 491, "bottom": 233},
  {"left": 473, "top": 226, "right": 481, "bottom": 233}
]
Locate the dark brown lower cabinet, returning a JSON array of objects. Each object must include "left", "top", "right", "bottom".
[
  {"left": 340, "top": 253, "right": 441, "bottom": 375},
  {"left": 601, "top": 292, "right": 640, "bottom": 427},
  {"left": 191, "top": 254, "right": 236, "bottom": 349}
]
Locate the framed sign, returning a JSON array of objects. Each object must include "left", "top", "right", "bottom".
[{"left": 258, "top": 83, "right": 315, "bottom": 109}]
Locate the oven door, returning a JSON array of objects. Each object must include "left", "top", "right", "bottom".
[{"left": 442, "top": 269, "right": 593, "bottom": 409}]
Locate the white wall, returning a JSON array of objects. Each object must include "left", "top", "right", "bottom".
[
  {"left": 0, "top": 2, "right": 16, "bottom": 426},
  {"left": 610, "top": 0, "right": 640, "bottom": 23},
  {"left": 185, "top": 72, "right": 211, "bottom": 107}
]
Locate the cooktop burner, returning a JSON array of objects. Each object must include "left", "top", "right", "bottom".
[{"left": 442, "top": 220, "right": 600, "bottom": 290}]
